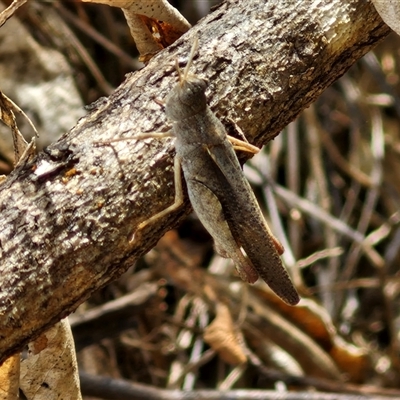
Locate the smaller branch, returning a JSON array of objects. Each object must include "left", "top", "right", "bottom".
[
  {"left": 0, "top": 0, "right": 28, "bottom": 28},
  {"left": 82, "top": 0, "right": 191, "bottom": 59}
]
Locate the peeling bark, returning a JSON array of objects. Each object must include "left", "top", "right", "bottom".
[{"left": 0, "top": 0, "right": 390, "bottom": 363}]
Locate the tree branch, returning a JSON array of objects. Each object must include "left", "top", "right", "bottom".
[{"left": 0, "top": 0, "right": 390, "bottom": 363}]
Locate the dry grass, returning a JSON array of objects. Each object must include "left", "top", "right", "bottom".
[{"left": 2, "top": 1, "right": 400, "bottom": 399}]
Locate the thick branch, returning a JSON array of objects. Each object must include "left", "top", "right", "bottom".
[{"left": 0, "top": 0, "right": 390, "bottom": 362}]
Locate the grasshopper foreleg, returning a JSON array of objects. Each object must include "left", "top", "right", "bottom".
[{"left": 131, "top": 154, "right": 183, "bottom": 242}]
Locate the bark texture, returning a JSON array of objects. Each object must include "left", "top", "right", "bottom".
[{"left": 0, "top": 0, "right": 390, "bottom": 362}]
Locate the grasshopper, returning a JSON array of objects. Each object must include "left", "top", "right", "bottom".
[{"left": 134, "top": 39, "right": 299, "bottom": 306}]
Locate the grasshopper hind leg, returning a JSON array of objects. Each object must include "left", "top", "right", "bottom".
[{"left": 214, "top": 241, "right": 259, "bottom": 284}]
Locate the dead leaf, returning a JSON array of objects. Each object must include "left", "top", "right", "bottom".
[
  {"left": 203, "top": 303, "right": 247, "bottom": 365},
  {"left": 20, "top": 319, "right": 82, "bottom": 400},
  {"left": 0, "top": 354, "right": 20, "bottom": 400},
  {"left": 256, "top": 291, "right": 369, "bottom": 381}
]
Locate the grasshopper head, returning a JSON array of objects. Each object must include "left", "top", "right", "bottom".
[
  {"left": 165, "top": 38, "right": 208, "bottom": 121},
  {"left": 165, "top": 76, "right": 208, "bottom": 121}
]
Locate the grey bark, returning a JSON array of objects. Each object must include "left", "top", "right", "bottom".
[{"left": 0, "top": 0, "right": 390, "bottom": 362}]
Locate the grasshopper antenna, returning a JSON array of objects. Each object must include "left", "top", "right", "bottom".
[
  {"left": 183, "top": 36, "right": 199, "bottom": 80},
  {"left": 176, "top": 36, "right": 199, "bottom": 85}
]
